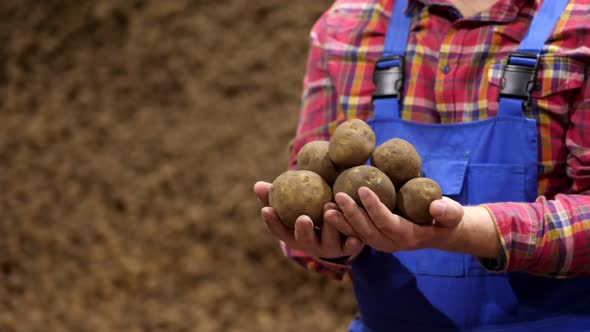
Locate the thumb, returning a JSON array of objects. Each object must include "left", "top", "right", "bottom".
[
  {"left": 429, "top": 197, "right": 464, "bottom": 228},
  {"left": 253, "top": 181, "right": 272, "bottom": 206}
]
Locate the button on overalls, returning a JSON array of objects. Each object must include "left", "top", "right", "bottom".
[{"left": 349, "top": 1, "right": 590, "bottom": 331}]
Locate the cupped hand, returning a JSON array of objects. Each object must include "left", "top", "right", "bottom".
[
  {"left": 325, "top": 186, "right": 465, "bottom": 253},
  {"left": 254, "top": 181, "right": 364, "bottom": 259}
]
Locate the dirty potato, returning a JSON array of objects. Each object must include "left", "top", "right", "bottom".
[
  {"left": 397, "top": 177, "right": 442, "bottom": 225},
  {"left": 333, "top": 165, "right": 396, "bottom": 211},
  {"left": 269, "top": 170, "right": 333, "bottom": 229},
  {"left": 328, "top": 119, "right": 375, "bottom": 169},
  {"left": 372, "top": 138, "right": 422, "bottom": 189},
  {"left": 297, "top": 140, "right": 340, "bottom": 186}
]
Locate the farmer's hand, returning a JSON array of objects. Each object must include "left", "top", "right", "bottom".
[
  {"left": 325, "top": 187, "right": 500, "bottom": 258},
  {"left": 254, "top": 181, "right": 364, "bottom": 259}
]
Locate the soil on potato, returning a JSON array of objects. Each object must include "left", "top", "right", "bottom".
[{"left": 0, "top": 1, "right": 357, "bottom": 331}]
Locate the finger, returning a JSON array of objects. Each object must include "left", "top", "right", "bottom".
[
  {"left": 324, "top": 209, "right": 358, "bottom": 237},
  {"left": 324, "top": 202, "right": 340, "bottom": 213},
  {"left": 343, "top": 236, "right": 364, "bottom": 256},
  {"left": 430, "top": 197, "right": 464, "bottom": 228},
  {"left": 261, "top": 207, "right": 298, "bottom": 248},
  {"left": 254, "top": 181, "right": 272, "bottom": 206},
  {"left": 359, "top": 187, "right": 435, "bottom": 250},
  {"left": 294, "top": 215, "right": 321, "bottom": 254},
  {"left": 358, "top": 187, "right": 398, "bottom": 232},
  {"left": 335, "top": 192, "right": 381, "bottom": 243},
  {"left": 320, "top": 220, "right": 344, "bottom": 257}
]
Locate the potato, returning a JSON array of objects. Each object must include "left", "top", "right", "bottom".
[
  {"left": 397, "top": 177, "right": 442, "bottom": 225},
  {"left": 332, "top": 165, "right": 396, "bottom": 211},
  {"left": 269, "top": 170, "right": 333, "bottom": 229},
  {"left": 297, "top": 140, "right": 340, "bottom": 186},
  {"left": 372, "top": 138, "right": 421, "bottom": 189},
  {"left": 328, "top": 119, "right": 375, "bottom": 169}
]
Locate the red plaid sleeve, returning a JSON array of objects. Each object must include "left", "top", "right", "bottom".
[
  {"left": 484, "top": 195, "right": 590, "bottom": 278},
  {"left": 483, "top": 75, "right": 590, "bottom": 277},
  {"left": 287, "top": 8, "right": 340, "bottom": 171}
]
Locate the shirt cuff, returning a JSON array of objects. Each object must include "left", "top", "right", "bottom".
[
  {"left": 318, "top": 256, "right": 352, "bottom": 264},
  {"left": 281, "top": 242, "right": 352, "bottom": 281},
  {"left": 476, "top": 204, "right": 510, "bottom": 272},
  {"left": 477, "top": 249, "right": 507, "bottom": 272}
]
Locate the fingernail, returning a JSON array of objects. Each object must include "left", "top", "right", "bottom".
[
  {"left": 335, "top": 193, "right": 348, "bottom": 207},
  {"left": 358, "top": 187, "right": 369, "bottom": 200},
  {"left": 323, "top": 209, "right": 334, "bottom": 219}
]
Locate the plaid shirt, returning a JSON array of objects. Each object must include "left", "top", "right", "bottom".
[{"left": 283, "top": 0, "right": 590, "bottom": 279}]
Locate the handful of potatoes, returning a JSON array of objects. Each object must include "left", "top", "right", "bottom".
[{"left": 268, "top": 119, "right": 442, "bottom": 228}]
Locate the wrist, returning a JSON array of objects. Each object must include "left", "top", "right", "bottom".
[{"left": 436, "top": 206, "right": 500, "bottom": 258}]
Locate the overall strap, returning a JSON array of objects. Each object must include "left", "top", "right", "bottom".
[
  {"left": 383, "top": 0, "right": 412, "bottom": 58},
  {"left": 372, "top": 0, "right": 412, "bottom": 120},
  {"left": 498, "top": 0, "right": 570, "bottom": 118}
]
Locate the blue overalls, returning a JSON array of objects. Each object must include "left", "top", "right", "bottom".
[{"left": 349, "top": 1, "right": 590, "bottom": 331}]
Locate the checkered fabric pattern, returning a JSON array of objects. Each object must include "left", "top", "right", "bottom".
[{"left": 283, "top": 0, "right": 590, "bottom": 279}]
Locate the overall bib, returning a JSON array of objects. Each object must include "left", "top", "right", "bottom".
[{"left": 349, "top": 1, "right": 590, "bottom": 331}]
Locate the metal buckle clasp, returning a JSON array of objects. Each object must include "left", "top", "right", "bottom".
[{"left": 372, "top": 56, "right": 404, "bottom": 102}]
